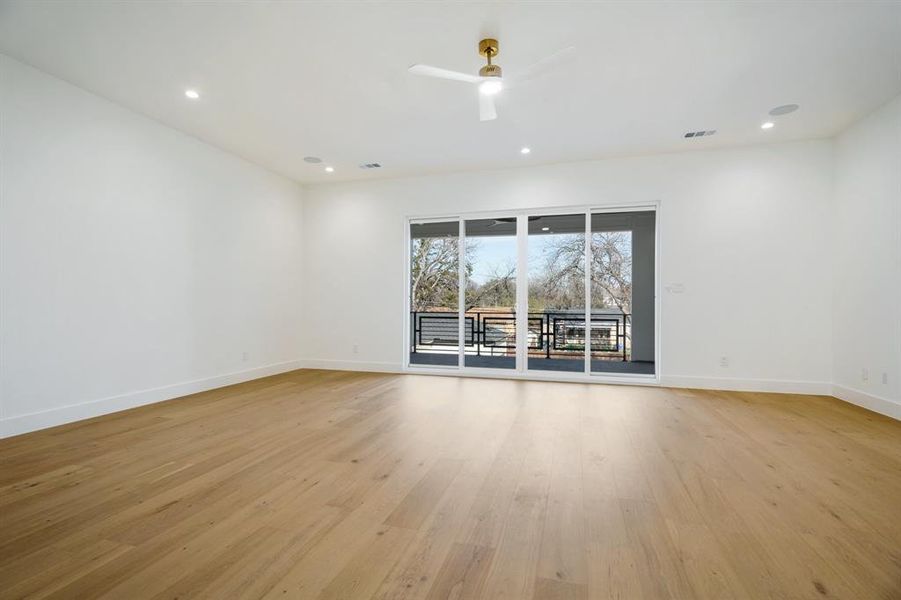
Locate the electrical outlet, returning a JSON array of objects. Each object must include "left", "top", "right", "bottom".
[
  {"left": 862, "top": 368, "right": 869, "bottom": 382},
  {"left": 719, "top": 356, "right": 729, "bottom": 368},
  {"left": 883, "top": 372, "right": 888, "bottom": 385},
  {"left": 353, "top": 344, "right": 359, "bottom": 355},
  {"left": 242, "top": 351, "right": 249, "bottom": 362}
]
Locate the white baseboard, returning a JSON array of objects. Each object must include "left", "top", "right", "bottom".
[
  {"left": 307, "top": 365, "right": 896, "bottom": 421},
  {"left": 5, "top": 362, "right": 894, "bottom": 440},
  {"left": 303, "top": 359, "right": 402, "bottom": 374},
  {"left": 311, "top": 364, "right": 900, "bottom": 421},
  {"left": 831, "top": 384, "right": 901, "bottom": 421},
  {"left": 659, "top": 375, "right": 833, "bottom": 396},
  {"left": 303, "top": 361, "right": 833, "bottom": 396},
  {"left": 0, "top": 360, "right": 305, "bottom": 439}
]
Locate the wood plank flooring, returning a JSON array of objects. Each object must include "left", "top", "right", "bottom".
[{"left": 1, "top": 369, "right": 899, "bottom": 599}]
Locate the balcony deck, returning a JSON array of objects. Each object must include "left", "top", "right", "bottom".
[
  {"left": 409, "top": 352, "right": 655, "bottom": 375},
  {"left": 410, "top": 309, "right": 654, "bottom": 375}
]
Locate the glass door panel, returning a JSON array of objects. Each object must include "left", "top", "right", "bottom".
[
  {"left": 527, "top": 213, "right": 586, "bottom": 372},
  {"left": 409, "top": 221, "right": 460, "bottom": 367},
  {"left": 590, "top": 211, "right": 656, "bottom": 375},
  {"left": 408, "top": 209, "right": 656, "bottom": 377},
  {"left": 463, "top": 218, "right": 517, "bottom": 369}
]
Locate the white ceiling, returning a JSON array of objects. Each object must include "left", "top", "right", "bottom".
[{"left": 1, "top": 1, "right": 899, "bottom": 184}]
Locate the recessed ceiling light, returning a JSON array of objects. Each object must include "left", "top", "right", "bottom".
[
  {"left": 761, "top": 122, "right": 775, "bottom": 130},
  {"left": 520, "top": 147, "right": 531, "bottom": 154},
  {"left": 541, "top": 226, "right": 550, "bottom": 231},
  {"left": 769, "top": 104, "right": 799, "bottom": 116},
  {"left": 303, "top": 156, "right": 322, "bottom": 164},
  {"left": 324, "top": 166, "right": 334, "bottom": 173},
  {"left": 184, "top": 89, "right": 200, "bottom": 100}
]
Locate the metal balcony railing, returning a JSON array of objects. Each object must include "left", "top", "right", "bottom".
[{"left": 410, "top": 310, "right": 630, "bottom": 362}]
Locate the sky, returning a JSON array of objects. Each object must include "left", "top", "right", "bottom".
[{"left": 467, "top": 233, "right": 576, "bottom": 285}]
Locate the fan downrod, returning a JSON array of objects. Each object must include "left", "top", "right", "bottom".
[
  {"left": 478, "top": 39, "right": 502, "bottom": 78},
  {"left": 478, "top": 38, "right": 499, "bottom": 58}
]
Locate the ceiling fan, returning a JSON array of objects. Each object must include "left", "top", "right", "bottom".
[
  {"left": 487, "top": 216, "right": 541, "bottom": 227},
  {"left": 408, "top": 38, "right": 575, "bottom": 122}
]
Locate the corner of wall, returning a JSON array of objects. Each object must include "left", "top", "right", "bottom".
[{"left": 828, "top": 93, "right": 901, "bottom": 422}]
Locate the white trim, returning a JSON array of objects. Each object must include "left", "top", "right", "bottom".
[
  {"left": 300, "top": 366, "right": 899, "bottom": 422},
  {"left": 305, "top": 363, "right": 833, "bottom": 397},
  {"left": 458, "top": 219, "right": 465, "bottom": 369},
  {"left": 583, "top": 209, "right": 592, "bottom": 374},
  {"left": 660, "top": 375, "right": 832, "bottom": 395},
  {"left": 402, "top": 214, "right": 413, "bottom": 368},
  {"left": 831, "top": 385, "right": 901, "bottom": 421},
  {"left": 404, "top": 201, "right": 657, "bottom": 223},
  {"left": 10, "top": 364, "right": 893, "bottom": 440},
  {"left": 654, "top": 202, "right": 663, "bottom": 377},
  {"left": 402, "top": 365, "right": 659, "bottom": 386},
  {"left": 305, "top": 359, "right": 402, "bottom": 374},
  {"left": 0, "top": 360, "right": 305, "bottom": 439},
  {"left": 302, "top": 367, "right": 900, "bottom": 422},
  {"left": 515, "top": 215, "right": 528, "bottom": 372}
]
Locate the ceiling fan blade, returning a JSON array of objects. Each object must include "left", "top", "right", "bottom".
[
  {"left": 479, "top": 93, "right": 497, "bottom": 122},
  {"left": 408, "top": 64, "right": 480, "bottom": 83},
  {"left": 509, "top": 46, "right": 576, "bottom": 86}
]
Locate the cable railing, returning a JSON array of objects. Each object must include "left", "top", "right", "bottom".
[{"left": 410, "top": 310, "right": 630, "bottom": 361}]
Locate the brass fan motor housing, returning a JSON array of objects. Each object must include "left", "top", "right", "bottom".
[
  {"left": 478, "top": 38, "right": 499, "bottom": 58},
  {"left": 479, "top": 64, "right": 503, "bottom": 78}
]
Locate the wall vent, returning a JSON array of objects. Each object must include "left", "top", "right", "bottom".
[
  {"left": 684, "top": 130, "right": 716, "bottom": 138},
  {"left": 359, "top": 162, "right": 382, "bottom": 169}
]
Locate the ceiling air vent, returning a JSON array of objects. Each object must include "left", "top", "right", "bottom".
[
  {"left": 684, "top": 130, "right": 716, "bottom": 138},
  {"left": 359, "top": 162, "right": 382, "bottom": 170}
]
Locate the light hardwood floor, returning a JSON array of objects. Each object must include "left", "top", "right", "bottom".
[{"left": 1, "top": 369, "right": 900, "bottom": 599}]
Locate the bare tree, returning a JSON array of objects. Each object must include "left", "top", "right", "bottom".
[
  {"left": 531, "top": 233, "right": 585, "bottom": 312},
  {"left": 411, "top": 231, "right": 631, "bottom": 315},
  {"left": 465, "top": 264, "right": 516, "bottom": 310},
  {"left": 530, "top": 231, "right": 632, "bottom": 313},
  {"left": 409, "top": 236, "right": 460, "bottom": 312},
  {"left": 590, "top": 231, "right": 632, "bottom": 313}
]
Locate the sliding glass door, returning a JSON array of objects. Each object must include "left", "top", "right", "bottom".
[
  {"left": 408, "top": 208, "right": 656, "bottom": 378},
  {"left": 527, "top": 213, "right": 586, "bottom": 372},
  {"left": 463, "top": 218, "right": 517, "bottom": 370},
  {"left": 409, "top": 221, "right": 460, "bottom": 367},
  {"left": 590, "top": 211, "right": 656, "bottom": 375}
]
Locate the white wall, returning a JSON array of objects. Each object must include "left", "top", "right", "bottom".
[
  {"left": 302, "top": 140, "right": 835, "bottom": 393},
  {"left": 832, "top": 95, "right": 901, "bottom": 419},
  {"left": 0, "top": 55, "right": 306, "bottom": 437},
  {"left": 4, "top": 53, "right": 895, "bottom": 434}
]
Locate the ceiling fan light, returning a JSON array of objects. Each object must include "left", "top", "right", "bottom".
[{"left": 479, "top": 79, "right": 503, "bottom": 96}]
